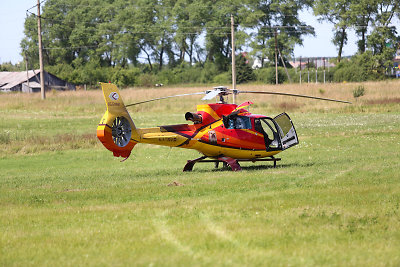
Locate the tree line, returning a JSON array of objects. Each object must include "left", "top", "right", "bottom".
[{"left": 21, "top": 0, "right": 399, "bottom": 86}]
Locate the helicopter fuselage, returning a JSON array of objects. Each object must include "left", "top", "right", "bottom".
[{"left": 130, "top": 103, "right": 296, "bottom": 159}]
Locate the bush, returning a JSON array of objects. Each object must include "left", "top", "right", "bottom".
[
  {"left": 154, "top": 69, "right": 175, "bottom": 85},
  {"left": 255, "top": 67, "right": 286, "bottom": 84},
  {"left": 151, "top": 65, "right": 204, "bottom": 85},
  {"left": 235, "top": 54, "right": 256, "bottom": 84},
  {"left": 333, "top": 52, "right": 384, "bottom": 82},
  {"left": 111, "top": 68, "right": 141, "bottom": 87},
  {"left": 200, "top": 61, "right": 220, "bottom": 83},
  {"left": 353, "top": 85, "right": 365, "bottom": 98},
  {"left": 137, "top": 73, "right": 157, "bottom": 87},
  {"left": 175, "top": 66, "right": 202, "bottom": 84},
  {"left": 213, "top": 72, "right": 231, "bottom": 84}
]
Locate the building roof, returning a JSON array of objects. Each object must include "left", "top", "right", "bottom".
[{"left": 0, "top": 70, "right": 40, "bottom": 90}]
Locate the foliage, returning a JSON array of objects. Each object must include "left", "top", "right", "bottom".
[
  {"left": 255, "top": 67, "right": 287, "bottom": 84},
  {"left": 21, "top": 0, "right": 314, "bottom": 75},
  {"left": 333, "top": 52, "right": 384, "bottom": 82},
  {"left": 111, "top": 67, "right": 142, "bottom": 87},
  {"left": 234, "top": 54, "right": 256, "bottom": 84},
  {"left": 199, "top": 61, "right": 221, "bottom": 84},
  {"left": 0, "top": 62, "right": 25, "bottom": 72},
  {"left": 314, "top": 0, "right": 399, "bottom": 66},
  {"left": 353, "top": 85, "right": 366, "bottom": 98},
  {"left": 137, "top": 73, "right": 157, "bottom": 87},
  {"left": 248, "top": 0, "right": 315, "bottom": 67},
  {"left": 213, "top": 72, "right": 231, "bottom": 84}
]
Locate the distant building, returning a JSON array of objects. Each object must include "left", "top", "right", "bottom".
[
  {"left": 252, "top": 58, "right": 262, "bottom": 69},
  {"left": 289, "top": 61, "right": 307, "bottom": 70},
  {"left": 290, "top": 58, "right": 336, "bottom": 70},
  {"left": 0, "top": 70, "right": 75, "bottom": 93},
  {"left": 251, "top": 58, "right": 271, "bottom": 69}
]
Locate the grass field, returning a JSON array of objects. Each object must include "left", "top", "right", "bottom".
[{"left": 1, "top": 81, "right": 400, "bottom": 266}]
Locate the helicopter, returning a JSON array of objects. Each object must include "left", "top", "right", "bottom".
[{"left": 97, "top": 82, "right": 351, "bottom": 171}]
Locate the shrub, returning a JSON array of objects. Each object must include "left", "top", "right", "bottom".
[
  {"left": 333, "top": 52, "right": 384, "bottom": 82},
  {"left": 213, "top": 72, "right": 231, "bottom": 84},
  {"left": 235, "top": 54, "right": 256, "bottom": 84},
  {"left": 255, "top": 67, "right": 286, "bottom": 84},
  {"left": 155, "top": 69, "right": 176, "bottom": 85},
  {"left": 176, "top": 66, "right": 202, "bottom": 84},
  {"left": 111, "top": 68, "right": 141, "bottom": 87},
  {"left": 353, "top": 85, "right": 365, "bottom": 98},
  {"left": 137, "top": 73, "right": 157, "bottom": 87},
  {"left": 200, "top": 61, "right": 219, "bottom": 83}
]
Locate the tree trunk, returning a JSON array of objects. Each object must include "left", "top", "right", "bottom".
[
  {"left": 159, "top": 47, "right": 164, "bottom": 70},
  {"left": 159, "top": 34, "right": 165, "bottom": 70},
  {"left": 140, "top": 45, "right": 153, "bottom": 71},
  {"left": 360, "top": 30, "right": 366, "bottom": 53},
  {"left": 337, "top": 27, "right": 346, "bottom": 63}
]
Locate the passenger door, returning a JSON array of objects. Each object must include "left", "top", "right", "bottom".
[{"left": 273, "top": 113, "right": 299, "bottom": 150}]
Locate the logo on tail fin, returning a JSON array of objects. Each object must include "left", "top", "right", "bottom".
[{"left": 109, "top": 92, "right": 119, "bottom": 101}]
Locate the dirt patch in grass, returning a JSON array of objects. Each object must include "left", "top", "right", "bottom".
[
  {"left": 366, "top": 98, "right": 400, "bottom": 105},
  {"left": 275, "top": 101, "right": 301, "bottom": 111}
]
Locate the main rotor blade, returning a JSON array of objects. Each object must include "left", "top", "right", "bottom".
[
  {"left": 202, "top": 90, "right": 222, "bottom": 100},
  {"left": 235, "top": 90, "right": 352, "bottom": 104},
  {"left": 125, "top": 92, "right": 205, "bottom": 107}
]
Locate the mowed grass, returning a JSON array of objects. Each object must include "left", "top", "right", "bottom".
[{"left": 1, "top": 81, "right": 400, "bottom": 266}]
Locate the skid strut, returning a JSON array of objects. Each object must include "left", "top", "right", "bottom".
[{"left": 183, "top": 156, "right": 281, "bottom": 172}]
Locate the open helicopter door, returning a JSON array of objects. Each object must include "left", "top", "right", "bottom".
[{"left": 273, "top": 113, "right": 299, "bottom": 150}]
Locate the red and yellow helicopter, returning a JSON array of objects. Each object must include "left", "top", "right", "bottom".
[{"left": 97, "top": 83, "right": 350, "bottom": 171}]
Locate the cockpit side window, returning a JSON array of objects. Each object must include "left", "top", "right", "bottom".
[{"left": 226, "top": 116, "right": 251, "bottom": 129}]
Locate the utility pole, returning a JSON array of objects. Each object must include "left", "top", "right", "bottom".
[
  {"left": 274, "top": 28, "right": 278, "bottom": 85},
  {"left": 25, "top": 52, "right": 30, "bottom": 90},
  {"left": 231, "top": 15, "right": 236, "bottom": 104},
  {"left": 278, "top": 47, "right": 291, "bottom": 83},
  {"left": 37, "top": 0, "right": 45, "bottom": 99},
  {"left": 299, "top": 56, "right": 302, "bottom": 84}
]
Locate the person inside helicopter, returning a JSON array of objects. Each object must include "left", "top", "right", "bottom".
[{"left": 226, "top": 116, "right": 252, "bottom": 130}]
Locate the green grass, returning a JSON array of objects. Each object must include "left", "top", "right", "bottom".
[{"left": 1, "top": 86, "right": 400, "bottom": 266}]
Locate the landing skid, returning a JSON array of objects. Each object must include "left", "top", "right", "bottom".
[{"left": 183, "top": 156, "right": 281, "bottom": 172}]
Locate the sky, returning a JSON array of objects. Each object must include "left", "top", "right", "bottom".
[{"left": 0, "top": 1, "right": 396, "bottom": 65}]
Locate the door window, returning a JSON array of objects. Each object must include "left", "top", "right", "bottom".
[
  {"left": 254, "top": 118, "right": 280, "bottom": 149},
  {"left": 273, "top": 113, "right": 299, "bottom": 150}
]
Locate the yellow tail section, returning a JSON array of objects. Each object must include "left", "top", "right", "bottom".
[{"left": 97, "top": 83, "right": 139, "bottom": 158}]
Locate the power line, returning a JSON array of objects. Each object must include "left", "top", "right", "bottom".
[
  {"left": 26, "top": 0, "right": 46, "bottom": 12},
  {"left": 25, "top": 11, "right": 318, "bottom": 32},
  {"left": 42, "top": 45, "right": 98, "bottom": 50}
]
